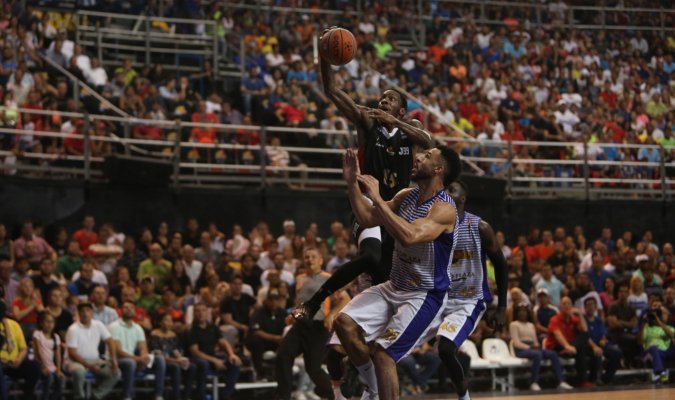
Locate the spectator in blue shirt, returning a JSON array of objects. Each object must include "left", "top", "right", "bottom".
[
  {"left": 596, "top": 228, "right": 616, "bottom": 253},
  {"left": 588, "top": 252, "right": 610, "bottom": 293},
  {"left": 286, "top": 61, "right": 308, "bottom": 85},
  {"left": 534, "top": 289, "right": 559, "bottom": 341},
  {"left": 584, "top": 297, "right": 622, "bottom": 384},
  {"left": 240, "top": 67, "right": 268, "bottom": 118},
  {"left": 637, "top": 136, "right": 661, "bottom": 163}
]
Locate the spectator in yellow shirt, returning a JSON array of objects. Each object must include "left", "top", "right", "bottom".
[{"left": 0, "top": 301, "right": 40, "bottom": 399}]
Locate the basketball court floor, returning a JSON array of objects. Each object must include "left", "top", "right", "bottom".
[{"left": 405, "top": 386, "right": 674, "bottom": 400}]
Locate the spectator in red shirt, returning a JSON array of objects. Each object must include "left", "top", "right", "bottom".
[
  {"left": 458, "top": 94, "right": 477, "bottom": 119},
  {"left": 275, "top": 96, "right": 306, "bottom": 126},
  {"left": 533, "top": 230, "right": 555, "bottom": 262},
  {"left": 190, "top": 101, "right": 219, "bottom": 144},
  {"left": 545, "top": 296, "right": 593, "bottom": 387},
  {"left": 72, "top": 215, "right": 98, "bottom": 254},
  {"left": 63, "top": 119, "right": 86, "bottom": 155},
  {"left": 599, "top": 82, "right": 618, "bottom": 109},
  {"left": 602, "top": 114, "right": 626, "bottom": 143}
]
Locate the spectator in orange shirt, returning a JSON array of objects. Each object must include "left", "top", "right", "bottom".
[
  {"left": 72, "top": 216, "right": 98, "bottom": 254},
  {"left": 448, "top": 59, "right": 467, "bottom": 84},
  {"left": 512, "top": 234, "right": 535, "bottom": 269},
  {"left": 533, "top": 230, "right": 555, "bottom": 262},
  {"left": 190, "top": 101, "right": 219, "bottom": 144},
  {"left": 469, "top": 103, "right": 490, "bottom": 131},
  {"left": 545, "top": 296, "right": 593, "bottom": 387},
  {"left": 428, "top": 37, "right": 447, "bottom": 64}
]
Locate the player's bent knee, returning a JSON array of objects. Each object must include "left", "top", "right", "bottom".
[
  {"left": 438, "top": 337, "right": 458, "bottom": 359},
  {"left": 335, "top": 313, "right": 356, "bottom": 334}
]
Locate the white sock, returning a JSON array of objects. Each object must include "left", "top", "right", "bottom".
[
  {"left": 356, "top": 360, "right": 379, "bottom": 394},
  {"left": 333, "top": 385, "right": 347, "bottom": 400},
  {"left": 459, "top": 390, "right": 471, "bottom": 400}
]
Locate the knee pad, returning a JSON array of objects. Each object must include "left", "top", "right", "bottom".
[{"left": 438, "top": 337, "right": 458, "bottom": 360}]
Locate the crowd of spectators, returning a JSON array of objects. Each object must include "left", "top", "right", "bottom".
[
  {"left": 0, "top": 1, "right": 673, "bottom": 184},
  {"left": 0, "top": 213, "right": 674, "bottom": 398}
]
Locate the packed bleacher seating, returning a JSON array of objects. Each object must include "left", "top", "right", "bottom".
[
  {"left": 0, "top": 0, "right": 672, "bottom": 185},
  {"left": 0, "top": 215, "right": 674, "bottom": 398},
  {"left": 0, "top": 1, "right": 674, "bottom": 397}
]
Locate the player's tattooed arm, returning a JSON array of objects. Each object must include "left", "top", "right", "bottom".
[{"left": 479, "top": 220, "right": 508, "bottom": 331}]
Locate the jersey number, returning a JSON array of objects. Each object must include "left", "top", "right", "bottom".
[
  {"left": 399, "top": 147, "right": 410, "bottom": 155},
  {"left": 458, "top": 287, "right": 477, "bottom": 298},
  {"left": 383, "top": 169, "right": 398, "bottom": 188}
]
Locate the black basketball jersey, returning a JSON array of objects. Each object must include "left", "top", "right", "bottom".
[{"left": 359, "top": 122, "right": 413, "bottom": 201}]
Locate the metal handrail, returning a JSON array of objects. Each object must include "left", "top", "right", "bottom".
[
  {"left": 3, "top": 109, "right": 672, "bottom": 199},
  {"left": 76, "top": 10, "right": 219, "bottom": 25},
  {"left": 39, "top": 54, "right": 129, "bottom": 118}
]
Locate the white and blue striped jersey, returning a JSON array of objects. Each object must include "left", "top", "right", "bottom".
[
  {"left": 390, "top": 188, "right": 459, "bottom": 292},
  {"left": 447, "top": 212, "right": 492, "bottom": 302}
]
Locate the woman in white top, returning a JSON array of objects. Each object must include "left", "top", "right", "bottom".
[
  {"left": 628, "top": 275, "right": 648, "bottom": 317},
  {"left": 32, "top": 312, "right": 64, "bottom": 400},
  {"left": 509, "top": 305, "right": 572, "bottom": 391}
]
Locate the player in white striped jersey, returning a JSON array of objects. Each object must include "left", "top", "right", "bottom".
[
  {"left": 336, "top": 146, "right": 461, "bottom": 400},
  {"left": 426, "top": 181, "right": 508, "bottom": 400}
]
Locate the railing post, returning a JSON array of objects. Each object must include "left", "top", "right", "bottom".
[
  {"left": 212, "top": 22, "right": 219, "bottom": 78},
  {"left": 73, "top": 81, "right": 80, "bottom": 106},
  {"left": 144, "top": 19, "right": 151, "bottom": 65},
  {"left": 506, "top": 139, "right": 513, "bottom": 199},
  {"left": 480, "top": 2, "right": 486, "bottom": 24},
  {"left": 240, "top": 37, "right": 246, "bottom": 76},
  {"left": 75, "top": 11, "right": 80, "bottom": 44},
  {"left": 536, "top": 2, "right": 542, "bottom": 27},
  {"left": 123, "top": 120, "right": 131, "bottom": 156},
  {"left": 97, "top": 25, "right": 103, "bottom": 61},
  {"left": 583, "top": 141, "right": 590, "bottom": 201},
  {"left": 173, "top": 119, "right": 182, "bottom": 189},
  {"left": 259, "top": 126, "right": 267, "bottom": 189},
  {"left": 83, "top": 113, "right": 91, "bottom": 181},
  {"left": 660, "top": 145, "right": 667, "bottom": 200},
  {"left": 660, "top": 10, "right": 666, "bottom": 38}
]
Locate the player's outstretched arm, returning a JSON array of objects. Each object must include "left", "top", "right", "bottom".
[
  {"left": 479, "top": 220, "right": 508, "bottom": 330},
  {"left": 344, "top": 148, "right": 380, "bottom": 228},
  {"left": 320, "top": 53, "right": 369, "bottom": 131}
]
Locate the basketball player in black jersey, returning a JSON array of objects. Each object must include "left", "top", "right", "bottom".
[{"left": 292, "top": 30, "right": 433, "bottom": 321}]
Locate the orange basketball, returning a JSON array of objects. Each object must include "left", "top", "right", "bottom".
[{"left": 320, "top": 28, "right": 357, "bottom": 66}]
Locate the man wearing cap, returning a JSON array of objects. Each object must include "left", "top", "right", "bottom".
[
  {"left": 535, "top": 264, "right": 563, "bottom": 307},
  {"left": 247, "top": 288, "right": 287, "bottom": 379},
  {"left": 64, "top": 302, "right": 119, "bottom": 400},
  {"left": 109, "top": 300, "right": 167, "bottom": 400},
  {"left": 276, "top": 220, "right": 296, "bottom": 252},
  {"left": 534, "top": 288, "right": 559, "bottom": 341}
]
